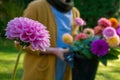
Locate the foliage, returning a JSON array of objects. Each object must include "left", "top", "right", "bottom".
[
  {"left": 0, "top": 0, "right": 33, "bottom": 37},
  {"left": 70, "top": 37, "right": 120, "bottom": 66},
  {"left": 0, "top": 0, "right": 119, "bottom": 37},
  {"left": 74, "top": 0, "right": 120, "bottom": 28},
  {"left": 69, "top": 36, "right": 100, "bottom": 58},
  {"left": 0, "top": 0, "right": 24, "bottom": 37},
  {"left": 15, "top": 0, "right": 33, "bottom": 8}
]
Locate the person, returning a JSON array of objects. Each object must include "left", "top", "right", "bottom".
[{"left": 15, "top": 0, "right": 80, "bottom": 80}]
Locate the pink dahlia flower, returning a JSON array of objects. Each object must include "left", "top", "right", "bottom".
[
  {"left": 74, "top": 17, "right": 86, "bottom": 26},
  {"left": 74, "top": 33, "right": 87, "bottom": 40},
  {"left": 94, "top": 26, "right": 103, "bottom": 36},
  {"left": 5, "top": 17, "right": 50, "bottom": 51},
  {"left": 103, "top": 27, "right": 116, "bottom": 38},
  {"left": 98, "top": 18, "right": 111, "bottom": 28}
]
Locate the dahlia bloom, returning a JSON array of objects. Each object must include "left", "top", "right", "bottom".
[
  {"left": 106, "top": 35, "right": 120, "bottom": 48},
  {"left": 94, "top": 26, "right": 103, "bottom": 35},
  {"left": 116, "top": 25, "right": 120, "bottom": 36},
  {"left": 98, "top": 18, "right": 111, "bottom": 28},
  {"left": 91, "top": 39, "right": 109, "bottom": 57},
  {"left": 5, "top": 17, "right": 50, "bottom": 51},
  {"left": 74, "top": 17, "right": 86, "bottom": 26},
  {"left": 103, "top": 27, "right": 116, "bottom": 39},
  {"left": 74, "top": 33, "right": 87, "bottom": 40},
  {"left": 109, "top": 18, "right": 119, "bottom": 29},
  {"left": 83, "top": 28, "right": 94, "bottom": 37},
  {"left": 62, "top": 33, "right": 73, "bottom": 44}
]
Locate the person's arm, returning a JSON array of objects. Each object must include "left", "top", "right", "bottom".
[
  {"left": 41, "top": 47, "right": 69, "bottom": 60},
  {"left": 14, "top": 41, "right": 68, "bottom": 60}
]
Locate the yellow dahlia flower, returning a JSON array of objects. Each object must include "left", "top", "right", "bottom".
[
  {"left": 62, "top": 33, "right": 73, "bottom": 44},
  {"left": 106, "top": 35, "right": 120, "bottom": 48}
]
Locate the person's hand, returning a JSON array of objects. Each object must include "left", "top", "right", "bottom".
[
  {"left": 42, "top": 47, "right": 69, "bottom": 61},
  {"left": 54, "top": 48, "right": 69, "bottom": 61},
  {"left": 14, "top": 40, "right": 21, "bottom": 50},
  {"left": 14, "top": 41, "right": 28, "bottom": 50}
]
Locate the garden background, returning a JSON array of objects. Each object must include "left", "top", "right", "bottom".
[{"left": 0, "top": 0, "right": 120, "bottom": 80}]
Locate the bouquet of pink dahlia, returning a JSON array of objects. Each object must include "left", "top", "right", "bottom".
[
  {"left": 5, "top": 17, "right": 50, "bottom": 80},
  {"left": 62, "top": 17, "right": 120, "bottom": 66}
]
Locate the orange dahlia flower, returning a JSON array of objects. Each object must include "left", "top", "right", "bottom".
[{"left": 109, "top": 18, "right": 119, "bottom": 29}]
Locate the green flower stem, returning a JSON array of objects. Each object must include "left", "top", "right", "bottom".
[{"left": 11, "top": 46, "right": 23, "bottom": 80}]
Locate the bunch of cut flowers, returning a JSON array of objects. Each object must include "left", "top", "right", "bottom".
[{"left": 62, "top": 17, "right": 120, "bottom": 66}]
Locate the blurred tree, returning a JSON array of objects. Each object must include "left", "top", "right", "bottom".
[
  {"left": 0, "top": 0, "right": 120, "bottom": 37},
  {"left": 0, "top": 0, "right": 24, "bottom": 37},
  {"left": 74, "top": 0, "right": 120, "bottom": 28},
  {"left": 0, "top": 0, "right": 33, "bottom": 37},
  {"left": 15, "top": 0, "right": 33, "bottom": 8}
]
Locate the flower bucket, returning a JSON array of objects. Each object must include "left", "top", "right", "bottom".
[{"left": 72, "top": 55, "right": 99, "bottom": 80}]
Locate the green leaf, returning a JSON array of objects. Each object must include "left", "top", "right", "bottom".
[
  {"left": 108, "top": 48, "right": 120, "bottom": 56},
  {"left": 82, "top": 39, "right": 91, "bottom": 45},
  {"left": 113, "top": 47, "right": 120, "bottom": 50},
  {"left": 69, "top": 45, "right": 79, "bottom": 52},
  {"left": 74, "top": 41, "right": 81, "bottom": 45},
  {"left": 91, "top": 36, "right": 101, "bottom": 41},
  {"left": 99, "top": 58, "right": 108, "bottom": 66},
  {"left": 78, "top": 44, "right": 84, "bottom": 49},
  {"left": 82, "top": 49, "right": 92, "bottom": 59},
  {"left": 105, "top": 53, "right": 119, "bottom": 60}
]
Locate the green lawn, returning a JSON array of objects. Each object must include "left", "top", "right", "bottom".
[
  {"left": 0, "top": 38, "right": 120, "bottom": 80},
  {"left": 0, "top": 38, "right": 24, "bottom": 80},
  {"left": 96, "top": 59, "right": 120, "bottom": 80}
]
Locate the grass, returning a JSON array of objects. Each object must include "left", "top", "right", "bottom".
[
  {"left": 0, "top": 38, "right": 24, "bottom": 80},
  {"left": 96, "top": 59, "right": 120, "bottom": 80},
  {"left": 0, "top": 37, "right": 120, "bottom": 80}
]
